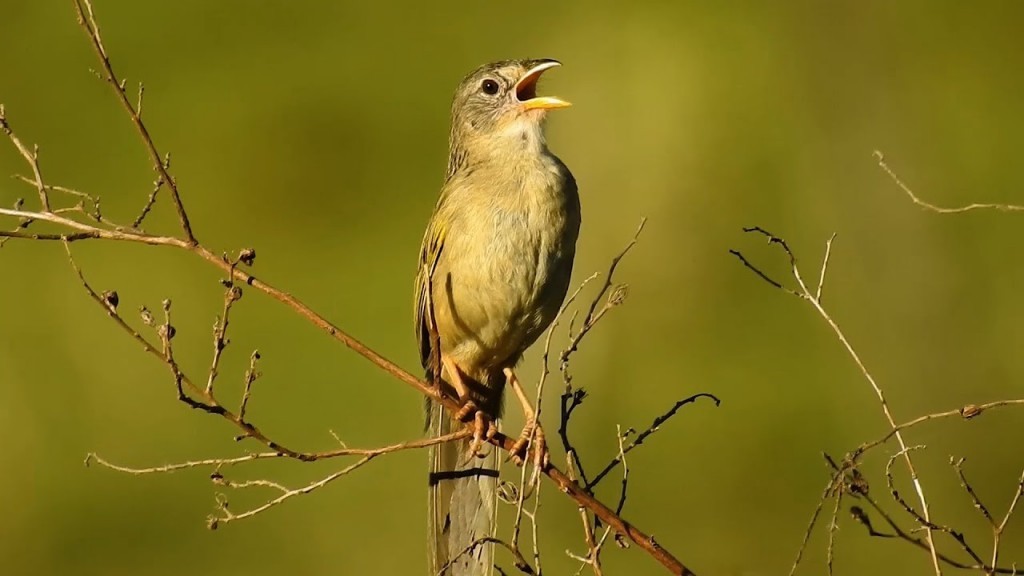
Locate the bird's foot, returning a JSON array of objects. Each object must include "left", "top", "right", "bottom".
[
  {"left": 503, "top": 366, "right": 549, "bottom": 468},
  {"left": 509, "top": 418, "right": 549, "bottom": 469},
  {"left": 453, "top": 398, "right": 478, "bottom": 423},
  {"left": 467, "top": 409, "right": 499, "bottom": 459},
  {"left": 440, "top": 356, "right": 498, "bottom": 458}
]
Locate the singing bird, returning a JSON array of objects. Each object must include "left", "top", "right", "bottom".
[{"left": 416, "top": 59, "right": 580, "bottom": 575}]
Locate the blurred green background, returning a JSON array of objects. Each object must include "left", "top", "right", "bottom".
[{"left": 2, "top": 1, "right": 1023, "bottom": 575}]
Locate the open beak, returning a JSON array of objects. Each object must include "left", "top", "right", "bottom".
[{"left": 515, "top": 60, "right": 571, "bottom": 111}]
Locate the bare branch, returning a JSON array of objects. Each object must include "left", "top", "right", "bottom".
[
  {"left": 789, "top": 467, "right": 843, "bottom": 576},
  {"left": 953, "top": 458, "right": 1024, "bottom": 573},
  {"left": 437, "top": 537, "right": 536, "bottom": 576},
  {"left": 238, "top": 350, "right": 261, "bottom": 420},
  {"left": 85, "top": 451, "right": 279, "bottom": 474},
  {"left": 1, "top": 205, "right": 186, "bottom": 246},
  {"left": 0, "top": 106, "right": 50, "bottom": 211},
  {"left": 733, "top": 229, "right": 944, "bottom": 575},
  {"left": 851, "top": 490, "right": 1020, "bottom": 573},
  {"left": 826, "top": 490, "right": 843, "bottom": 576},
  {"left": 992, "top": 467, "right": 1024, "bottom": 571},
  {"left": 206, "top": 274, "right": 244, "bottom": 395},
  {"left": 885, "top": 447, "right": 985, "bottom": 570},
  {"left": 554, "top": 222, "right": 646, "bottom": 494},
  {"left": 815, "top": 233, "right": 836, "bottom": 302},
  {"left": 210, "top": 455, "right": 372, "bottom": 528},
  {"left": 73, "top": 0, "right": 196, "bottom": 242},
  {"left": 587, "top": 393, "right": 719, "bottom": 491},
  {"left": 875, "top": 151, "right": 1024, "bottom": 214},
  {"left": 953, "top": 458, "right": 995, "bottom": 527},
  {"left": 562, "top": 218, "right": 645, "bottom": 364},
  {"left": 132, "top": 168, "right": 165, "bottom": 230},
  {"left": 88, "top": 430, "right": 471, "bottom": 476},
  {"left": 855, "top": 399, "right": 1024, "bottom": 457}
]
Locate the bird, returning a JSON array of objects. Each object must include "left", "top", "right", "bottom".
[{"left": 415, "top": 58, "right": 580, "bottom": 576}]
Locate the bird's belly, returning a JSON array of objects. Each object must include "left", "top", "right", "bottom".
[{"left": 437, "top": 222, "right": 574, "bottom": 374}]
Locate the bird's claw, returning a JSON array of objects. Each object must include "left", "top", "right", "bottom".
[
  {"left": 509, "top": 419, "right": 548, "bottom": 469},
  {"left": 467, "top": 409, "right": 498, "bottom": 459},
  {"left": 453, "top": 399, "right": 478, "bottom": 423}
]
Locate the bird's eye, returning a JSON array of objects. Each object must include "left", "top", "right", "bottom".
[{"left": 481, "top": 79, "right": 500, "bottom": 95}]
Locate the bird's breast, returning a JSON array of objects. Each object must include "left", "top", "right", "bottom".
[{"left": 436, "top": 153, "right": 580, "bottom": 373}]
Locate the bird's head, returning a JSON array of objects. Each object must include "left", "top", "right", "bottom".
[{"left": 449, "top": 59, "right": 570, "bottom": 146}]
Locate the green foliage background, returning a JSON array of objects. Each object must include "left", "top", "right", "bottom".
[{"left": 1, "top": 2, "right": 1022, "bottom": 575}]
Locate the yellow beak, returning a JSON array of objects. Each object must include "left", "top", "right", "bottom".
[{"left": 516, "top": 60, "right": 571, "bottom": 110}]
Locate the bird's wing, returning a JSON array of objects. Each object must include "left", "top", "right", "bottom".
[
  {"left": 414, "top": 201, "right": 447, "bottom": 376},
  {"left": 419, "top": 182, "right": 498, "bottom": 576}
]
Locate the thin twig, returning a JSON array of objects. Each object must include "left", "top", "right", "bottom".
[
  {"left": 87, "top": 430, "right": 470, "bottom": 476},
  {"left": 954, "top": 458, "right": 1024, "bottom": 574},
  {"left": 538, "top": 272, "right": 599, "bottom": 425},
  {"left": 437, "top": 537, "right": 536, "bottom": 576},
  {"left": 562, "top": 218, "right": 645, "bottom": 364},
  {"left": 826, "top": 490, "right": 843, "bottom": 576},
  {"left": 132, "top": 169, "right": 165, "bottom": 229},
  {"left": 587, "top": 393, "right": 719, "bottom": 491},
  {"left": 206, "top": 276, "right": 243, "bottom": 395},
  {"left": 855, "top": 399, "right": 1024, "bottom": 457},
  {"left": 815, "top": 233, "right": 836, "bottom": 302},
  {"left": 74, "top": 0, "right": 196, "bottom": 243},
  {"left": 992, "top": 467, "right": 1024, "bottom": 572},
  {"left": 733, "top": 228, "right": 944, "bottom": 575},
  {"left": 538, "top": 272, "right": 598, "bottom": 496},
  {"left": 789, "top": 469, "right": 843, "bottom": 576},
  {"left": 886, "top": 447, "right": 985, "bottom": 570},
  {"left": 210, "top": 454, "right": 375, "bottom": 528},
  {"left": 852, "top": 492, "right": 1019, "bottom": 573},
  {"left": 555, "top": 222, "right": 646, "bottom": 495},
  {"left": 12, "top": 176, "right": 106, "bottom": 224},
  {"left": 238, "top": 350, "right": 261, "bottom": 420},
  {"left": 0, "top": 106, "right": 50, "bottom": 211},
  {"left": 953, "top": 458, "right": 995, "bottom": 526},
  {"left": 875, "top": 151, "right": 1024, "bottom": 214}
]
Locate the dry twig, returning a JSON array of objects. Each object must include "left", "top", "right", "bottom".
[
  {"left": 875, "top": 151, "right": 1024, "bottom": 214},
  {"left": 731, "top": 228, "right": 944, "bottom": 575}
]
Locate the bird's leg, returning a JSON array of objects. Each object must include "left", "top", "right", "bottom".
[
  {"left": 504, "top": 367, "right": 548, "bottom": 468},
  {"left": 442, "top": 356, "right": 477, "bottom": 420},
  {"left": 442, "top": 356, "right": 494, "bottom": 458}
]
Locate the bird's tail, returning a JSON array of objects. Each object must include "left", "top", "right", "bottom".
[{"left": 427, "top": 398, "right": 498, "bottom": 576}]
